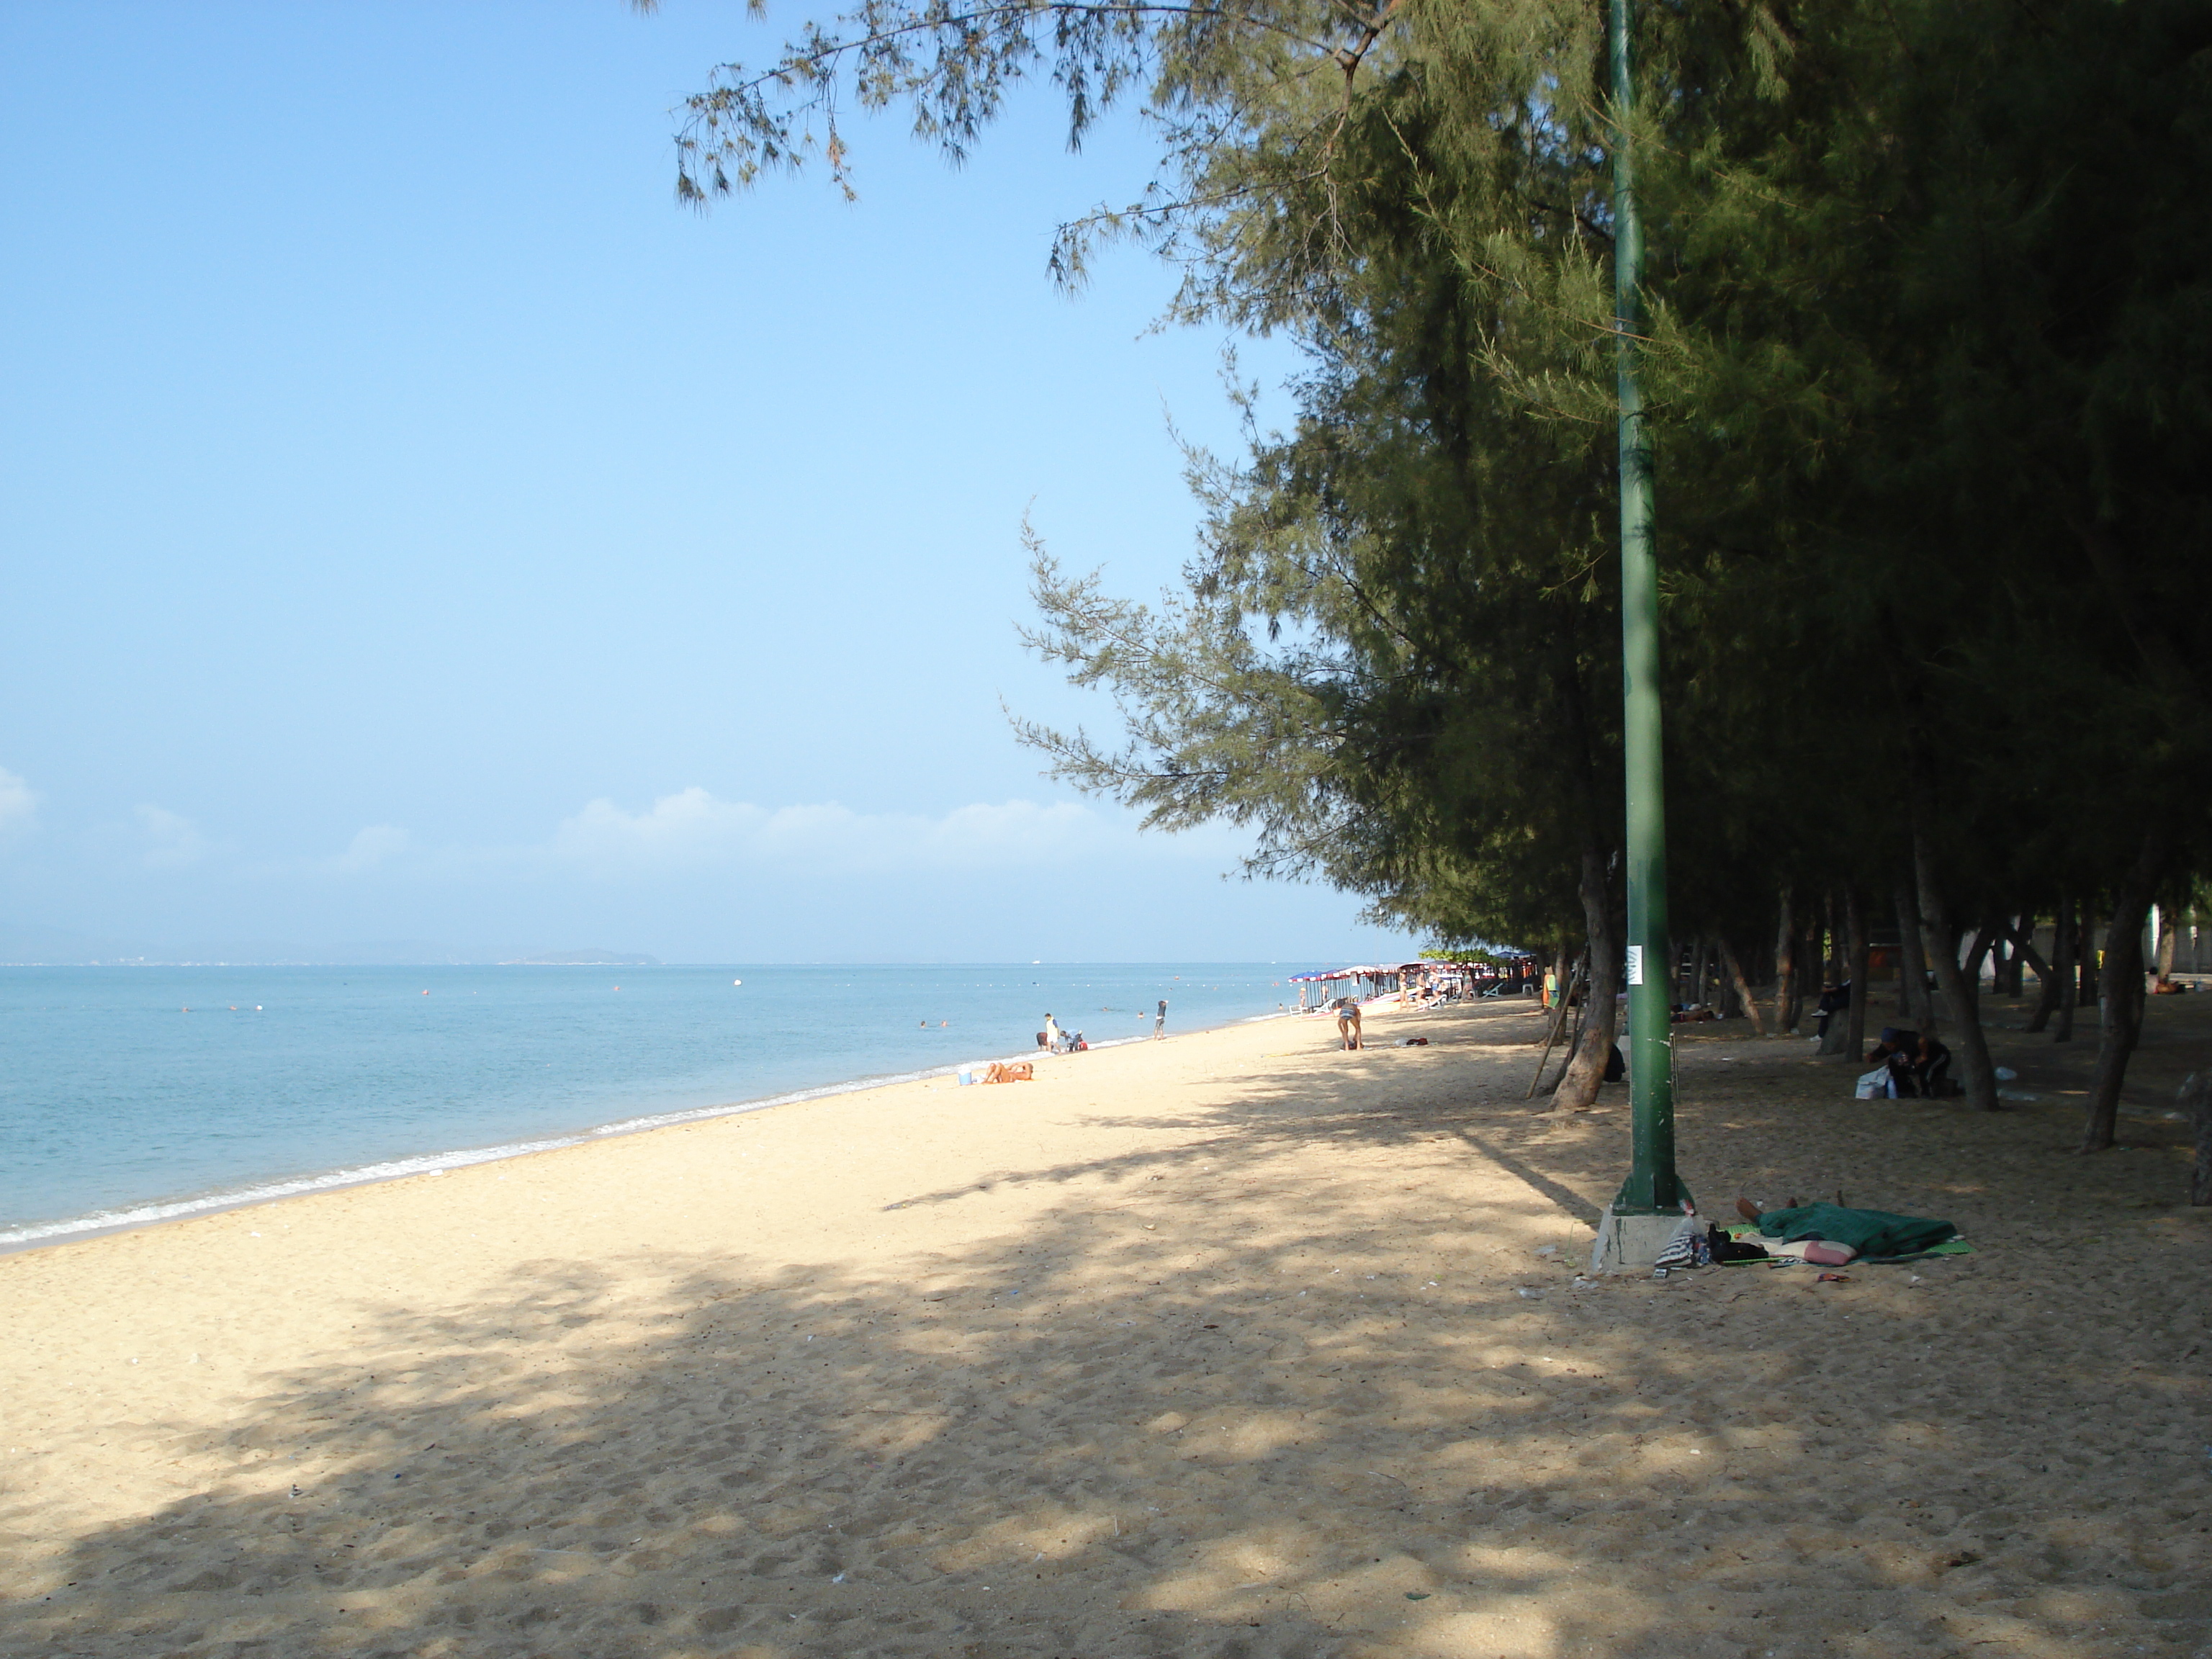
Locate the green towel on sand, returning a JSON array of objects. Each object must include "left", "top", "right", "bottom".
[{"left": 1755, "top": 1203, "right": 1958, "bottom": 1260}]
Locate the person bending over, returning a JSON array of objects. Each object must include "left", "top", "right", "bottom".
[{"left": 1866, "top": 1026, "right": 1951, "bottom": 1097}]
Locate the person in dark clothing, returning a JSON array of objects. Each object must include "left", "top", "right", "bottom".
[
  {"left": 1866, "top": 1026, "right": 1951, "bottom": 1097},
  {"left": 1918, "top": 1038, "right": 1953, "bottom": 1096},
  {"left": 1813, "top": 980, "right": 1851, "bottom": 1040}
]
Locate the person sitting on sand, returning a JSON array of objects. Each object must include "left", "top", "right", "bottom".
[
  {"left": 1866, "top": 1026, "right": 1951, "bottom": 1097},
  {"left": 1335, "top": 997, "right": 1363, "bottom": 1051}
]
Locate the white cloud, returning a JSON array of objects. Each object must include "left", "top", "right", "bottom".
[
  {"left": 0, "top": 767, "right": 37, "bottom": 831},
  {"left": 328, "top": 824, "right": 411, "bottom": 873},
  {"left": 551, "top": 787, "right": 767, "bottom": 867},
  {"left": 199, "top": 789, "right": 1245, "bottom": 892},
  {"left": 133, "top": 804, "right": 206, "bottom": 868},
  {"left": 544, "top": 788, "right": 1203, "bottom": 876}
]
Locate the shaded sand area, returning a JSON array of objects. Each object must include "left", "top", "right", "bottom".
[{"left": 4, "top": 992, "right": 2208, "bottom": 1658}]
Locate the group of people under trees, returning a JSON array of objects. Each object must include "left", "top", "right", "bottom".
[
  {"left": 1815, "top": 978, "right": 1955, "bottom": 1097},
  {"left": 1866, "top": 1025, "right": 1955, "bottom": 1098}
]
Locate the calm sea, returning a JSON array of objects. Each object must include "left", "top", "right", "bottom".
[{"left": 0, "top": 963, "right": 1303, "bottom": 1247}]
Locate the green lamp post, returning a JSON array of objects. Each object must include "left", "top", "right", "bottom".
[{"left": 1595, "top": 0, "right": 1691, "bottom": 1264}]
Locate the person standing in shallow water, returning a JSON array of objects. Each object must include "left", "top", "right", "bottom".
[{"left": 1154, "top": 998, "right": 1167, "bottom": 1039}]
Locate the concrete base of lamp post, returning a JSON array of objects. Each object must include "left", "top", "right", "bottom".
[{"left": 1586, "top": 1205, "right": 1686, "bottom": 1275}]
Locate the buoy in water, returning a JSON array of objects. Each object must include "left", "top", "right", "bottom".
[{"left": 732, "top": 979, "right": 743, "bottom": 986}]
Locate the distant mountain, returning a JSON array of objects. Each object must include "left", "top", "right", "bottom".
[
  {"left": 0, "top": 923, "right": 495, "bottom": 966},
  {"left": 0, "top": 922, "right": 154, "bottom": 964},
  {"left": 506, "top": 949, "right": 662, "bottom": 966}
]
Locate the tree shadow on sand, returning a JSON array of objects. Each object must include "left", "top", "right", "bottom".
[{"left": 7, "top": 1004, "right": 2209, "bottom": 1658}]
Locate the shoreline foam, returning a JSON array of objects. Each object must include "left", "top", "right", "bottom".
[{"left": 0, "top": 1012, "right": 1298, "bottom": 1254}]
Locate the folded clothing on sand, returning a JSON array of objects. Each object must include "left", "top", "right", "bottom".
[{"left": 1755, "top": 1202, "right": 1956, "bottom": 1261}]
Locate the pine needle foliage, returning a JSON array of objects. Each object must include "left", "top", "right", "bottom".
[{"left": 653, "top": 0, "right": 2212, "bottom": 1137}]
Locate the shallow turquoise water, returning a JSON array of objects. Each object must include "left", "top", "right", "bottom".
[{"left": 0, "top": 963, "right": 1304, "bottom": 1245}]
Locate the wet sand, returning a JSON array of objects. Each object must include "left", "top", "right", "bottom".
[{"left": 3, "top": 989, "right": 2207, "bottom": 1658}]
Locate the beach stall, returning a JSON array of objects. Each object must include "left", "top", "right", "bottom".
[{"left": 1288, "top": 963, "right": 1411, "bottom": 1011}]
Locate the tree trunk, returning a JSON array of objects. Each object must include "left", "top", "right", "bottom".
[
  {"left": 1894, "top": 881, "right": 1936, "bottom": 1029},
  {"left": 1719, "top": 937, "right": 1764, "bottom": 1034},
  {"left": 1915, "top": 831, "right": 1999, "bottom": 1111},
  {"left": 1845, "top": 884, "right": 1872, "bottom": 1058},
  {"left": 1527, "top": 950, "right": 1584, "bottom": 1100},
  {"left": 1542, "top": 977, "right": 1590, "bottom": 1096},
  {"left": 2006, "top": 921, "right": 2028, "bottom": 997},
  {"left": 1964, "top": 922, "right": 1999, "bottom": 1001},
  {"left": 2026, "top": 900, "right": 2066, "bottom": 1032},
  {"left": 2157, "top": 911, "right": 2177, "bottom": 981},
  {"left": 2185, "top": 1072, "right": 2212, "bottom": 1207},
  {"left": 1552, "top": 848, "right": 1621, "bottom": 1112},
  {"left": 2007, "top": 917, "right": 2056, "bottom": 1025},
  {"left": 2054, "top": 902, "right": 2080, "bottom": 1041},
  {"left": 2078, "top": 908, "right": 2102, "bottom": 1008},
  {"left": 1789, "top": 914, "right": 1815, "bottom": 1033},
  {"left": 2082, "top": 828, "right": 2166, "bottom": 1152},
  {"left": 1817, "top": 904, "right": 1854, "bottom": 1053},
  {"left": 1772, "top": 889, "right": 1796, "bottom": 1033}
]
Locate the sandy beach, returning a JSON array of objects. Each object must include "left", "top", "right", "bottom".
[{"left": 3, "top": 992, "right": 2207, "bottom": 1658}]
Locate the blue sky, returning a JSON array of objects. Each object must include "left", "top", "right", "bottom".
[{"left": 0, "top": 1, "right": 1422, "bottom": 963}]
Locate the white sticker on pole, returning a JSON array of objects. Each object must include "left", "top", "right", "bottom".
[{"left": 1626, "top": 945, "right": 1644, "bottom": 986}]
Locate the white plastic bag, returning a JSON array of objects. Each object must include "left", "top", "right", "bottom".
[{"left": 1854, "top": 1066, "right": 1896, "bottom": 1100}]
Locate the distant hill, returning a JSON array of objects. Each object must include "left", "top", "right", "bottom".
[
  {"left": 0, "top": 924, "right": 491, "bottom": 966},
  {"left": 506, "top": 949, "right": 662, "bottom": 966}
]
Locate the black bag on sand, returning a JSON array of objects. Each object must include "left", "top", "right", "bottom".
[{"left": 1709, "top": 1224, "right": 1768, "bottom": 1262}]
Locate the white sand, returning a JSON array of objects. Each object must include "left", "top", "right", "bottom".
[{"left": 2, "top": 994, "right": 2206, "bottom": 1657}]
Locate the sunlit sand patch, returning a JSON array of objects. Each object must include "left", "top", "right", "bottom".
[
  {"left": 1, "top": 994, "right": 2207, "bottom": 1656},
  {"left": 1411, "top": 1604, "right": 1573, "bottom": 1658}
]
